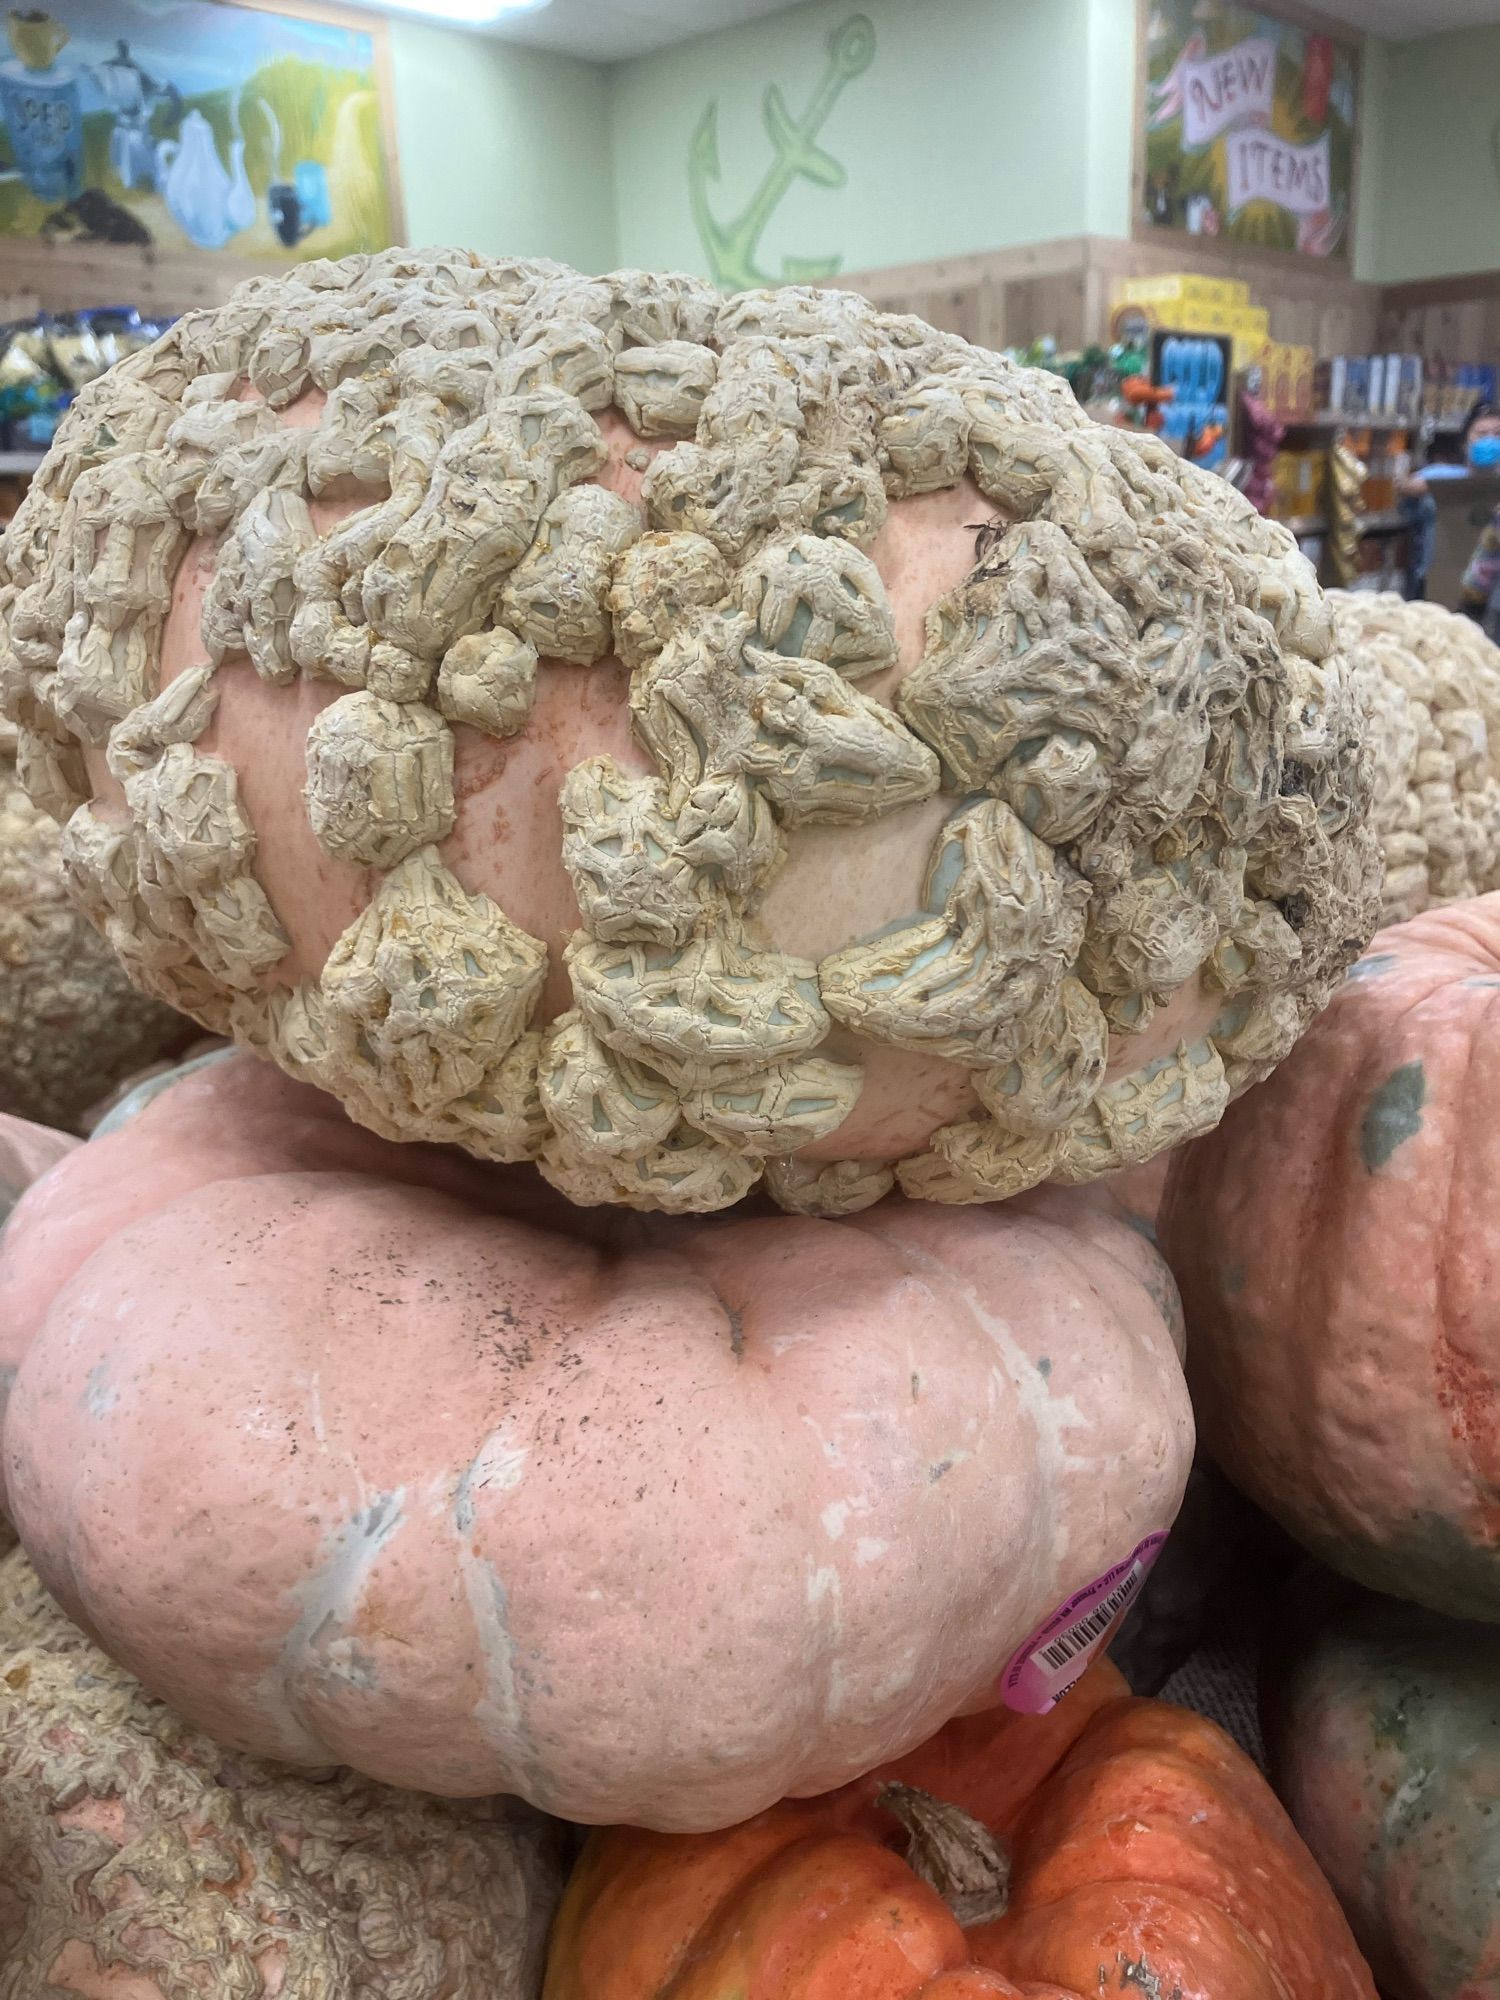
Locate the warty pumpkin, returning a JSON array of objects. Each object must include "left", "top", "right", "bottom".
[
  {"left": 0, "top": 252, "right": 1379, "bottom": 1214},
  {"left": 0, "top": 1544, "right": 566, "bottom": 2000},
  {"left": 0, "top": 1049, "right": 1192, "bottom": 1828},
  {"left": 544, "top": 1653, "right": 1377, "bottom": 2000},
  {"left": 1334, "top": 590, "right": 1500, "bottom": 925},
  {"left": 1261, "top": 1568, "right": 1500, "bottom": 2000},
  {"left": 1160, "top": 892, "right": 1500, "bottom": 1621},
  {"left": 0, "top": 715, "right": 186, "bottom": 1129}
]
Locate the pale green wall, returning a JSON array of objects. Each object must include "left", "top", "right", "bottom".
[
  {"left": 607, "top": 0, "right": 1132, "bottom": 282},
  {"left": 1084, "top": 0, "right": 1137, "bottom": 240},
  {"left": 1363, "top": 25, "right": 1500, "bottom": 284},
  {"left": 389, "top": 18, "right": 615, "bottom": 272},
  {"left": 388, "top": 6, "right": 1497, "bottom": 297}
]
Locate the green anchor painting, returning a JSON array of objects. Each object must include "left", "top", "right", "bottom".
[{"left": 689, "top": 12, "right": 875, "bottom": 293}]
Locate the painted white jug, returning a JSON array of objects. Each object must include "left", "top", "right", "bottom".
[{"left": 157, "top": 109, "right": 251, "bottom": 250}]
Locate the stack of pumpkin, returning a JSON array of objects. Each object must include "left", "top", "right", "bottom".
[{"left": 0, "top": 252, "right": 1489, "bottom": 2000}]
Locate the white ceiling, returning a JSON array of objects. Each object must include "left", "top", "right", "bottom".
[
  {"left": 486, "top": 0, "right": 1500, "bottom": 61},
  {"left": 488, "top": 0, "right": 804, "bottom": 62},
  {"left": 1310, "top": 0, "right": 1500, "bottom": 37}
]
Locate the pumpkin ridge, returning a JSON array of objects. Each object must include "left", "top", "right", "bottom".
[
  {"left": 655, "top": 1830, "right": 965, "bottom": 1999},
  {"left": 970, "top": 1879, "right": 1303, "bottom": 2000},
  {"left": 983, "top": 1703, "right": 1376, "bottom": 1996}
]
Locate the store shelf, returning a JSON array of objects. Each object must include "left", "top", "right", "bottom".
[
  {"left": 0, "top": 452, "right": 44, "bottom": 476},
  {"left": 1280, "top": 509, "right": 1411, "bottom": 539},
  {"left": 1282, "top": 412, "right": 1418, "bottom": 433}
]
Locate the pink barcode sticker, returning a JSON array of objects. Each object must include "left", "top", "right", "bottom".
[{"left": 999, "top": 1532, "right": 1168, "bottom": 1714}]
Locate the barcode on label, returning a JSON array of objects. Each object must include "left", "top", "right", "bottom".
[{"left": 1033, "top": 1563, "right": 1144, "bottom": 1673}]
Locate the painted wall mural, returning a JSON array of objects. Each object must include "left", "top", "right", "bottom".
[
  {"left": 1143, "top": 1, "right": 1358, "bottom": 260},
  {"left": 0, "top": 0, "right": 398, "bottom": 257},
  {"left": 688, "top": 11, "right": 874, "bottom": 293}
]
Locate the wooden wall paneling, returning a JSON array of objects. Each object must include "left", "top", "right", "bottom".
[
  {"left": 0, "top": 241, "right": 276, "bottom": 318},
  {"left": 1376, "top": 275, "right": 1500, "bottom": 366},
  {"left": 841, "top": 234, "right": 1500, "bottom": 366}
]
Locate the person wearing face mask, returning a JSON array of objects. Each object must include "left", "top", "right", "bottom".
[
  {"left": 1456, "top": 406, "right": 1500, "bottom": 629},
  {"left": 1397, "top": 403, "right": 1500, "bottom": 610}
]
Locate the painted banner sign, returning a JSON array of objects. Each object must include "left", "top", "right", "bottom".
[
  {"left": 1179, "top": 36, "right": 1275, "bottom": 147},
  {"left": 1143, "top": 1, "right": 1357, "bottom": 259}
]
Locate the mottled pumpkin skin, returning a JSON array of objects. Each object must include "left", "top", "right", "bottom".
[
  {"left": 1262, "top": 1570, "right": 1500, "bottom": 2000},
  {"left": 1160, "top": 895, "right": 1500, "bottom": 1620},
  {"left": 546, "top": 1657, "right": 1377, "bottom": 2000},
  {"left": 0, "top": 1051, "right": 1192, "bottom": 1830}
]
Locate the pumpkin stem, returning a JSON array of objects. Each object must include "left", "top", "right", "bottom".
[{"left": 876, "top": 1782, "right": 1011, "bottom": 1927}]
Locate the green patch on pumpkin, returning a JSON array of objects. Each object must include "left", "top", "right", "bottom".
[
  {"left": 1310, "top": 1507, "right": 1500, "bottom": 1625},
  {"left": 1360, "top": 1061, "right": 1426, "bottom": 1173},
  {"left": 1347, "top": 952, "right": 1398, "bottom": 982}
]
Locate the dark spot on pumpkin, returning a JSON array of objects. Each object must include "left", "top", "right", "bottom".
[
  {"left": 1117, "top": 1953, "right": 1182, "bottom": 2000},
  {"left": 1370, "top": 1686, "right": 1418, "bottom": 1753},
  {"left": 930, "top": 1457, "right": 954, "bottom": 1482},
  {"left": 967, "top": 517, "right": 1007, "bottom": 564},
  {"left": 1347, "top": 951, "right": 1398, "bottom": 983},
  {"left": 1360, "top": 1061, "right": 1426, "bottom": 1173},
  {"left": 723, "top": 1306, "right": 744, "bottom": 1359},
  {"left": 1036, "top": 1357, "right": 1052, "bottom": 1377}
]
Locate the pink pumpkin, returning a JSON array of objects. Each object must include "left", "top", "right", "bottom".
[
  {"left": 2, "top": 1053, "right": 1192, "bottom": 1829},
  {"left": 0, "top": 1110, "right": 77, "bottom": 1218},
  {"left": 1161, "top": 894, "right": 1500, "bottom": 1620}
]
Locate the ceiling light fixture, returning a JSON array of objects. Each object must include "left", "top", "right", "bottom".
[{"left": 366, "top": 0, "right": 551, "bottom": 29}]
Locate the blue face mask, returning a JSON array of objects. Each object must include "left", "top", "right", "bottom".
[{"left": 1470, "top": 435, "right": 1500, "bottom": 469}]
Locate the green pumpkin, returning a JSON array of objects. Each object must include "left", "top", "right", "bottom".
[{"left": 1261, "top": 1568, "right": 1500, "bottom": 2000}]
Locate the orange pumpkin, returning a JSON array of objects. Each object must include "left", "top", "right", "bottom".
[{"left": 544, "top": 1657, "right": 1377, "bottom": 2000}]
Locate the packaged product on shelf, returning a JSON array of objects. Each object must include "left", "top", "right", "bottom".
[
  {"left": 1314, "top": 355, "right": 1347, "bottom": 415},
  {"left": 0, "top": 307, "right": 173, "bottom": 454},
  {"left": 1258, "top": 341, "right": 1316, "bottom": 419},
  {"left": 0, "top": 323, "right": 65, "bottom": 452},
  {"left": 1395, "top": 354, "right": 1424, "bottom": 421}
]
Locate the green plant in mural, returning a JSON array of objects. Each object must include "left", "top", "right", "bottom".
[{"left": 688, "top": 12, "right": 874, "bottom": 293}]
